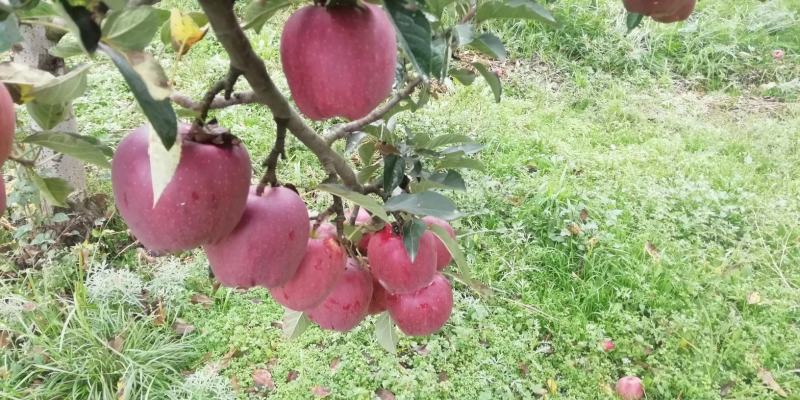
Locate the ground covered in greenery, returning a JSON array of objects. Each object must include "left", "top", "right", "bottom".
[{"left": 1, "top": 0, "right": 799, "bottom": 399}]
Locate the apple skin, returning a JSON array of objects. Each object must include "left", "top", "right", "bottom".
[
  {"left": 387, "top": 273, "right": 453, "bottom": 336},
  {"left": 280, "top": 3, "right": 396, "bottom": 121},
  {"left": 368, "top": 226, "right": 437, "bottom": 294},
  {"left": 615, "top": 376, "right": 645, "bottom": 400},
  {"left": 112, "top": 124, "right": 251, "bottom": 252},
  {"left": 651, "top": 0, "right": 695, "bottom": 22},
  {"left": 422, "top": 216, "right": 456, "bottom": 270},
  {"left": 367, "top": 275, "right": 389, "bottom": 315},
  {"left": 0, "top": 83, "right": 15, "bottom": 164},
  {"left": 270, "top": 237, "right": 347, "bottom": 311},
  {"left": 0, "top": 178, "right": 5, "bottom": 215},
  {"left": 307, "top": 258, "right": 373, "bottom": 332},
  {"left": 204, "top": 187, "right": 310, "bottom": 288},
  {"left": 312, "top": 221, "right": 337, "bottom": 240}
]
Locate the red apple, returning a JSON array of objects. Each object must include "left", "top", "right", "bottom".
[
  {"left": 367, "top": 275, "right": 389, "bottom": 315},
  {"left": 615, "top": 376, "right": 645, "bottom": 400},
  {"left": 602, "top": 339, "right": 616, "bottom": 352},
  {"left": 0, "top": 83, "right": 15, "bottom": 164},
  {"left": 312, "top": 221, "right": 337, "bottom": 240},
  {"left": 270, "top": 237, "right": 346, "bottom": 311},
  {"left": 387, "top": 273, "right": 453, "bottom": 336},
  {"left": 112, "top": 124, "right": 251, "bottom": 252},
  {"left": 368, "top": 226, "right": 437, "bottom": 294},
  {"left": 0, "top": 177, "right": 5, "bottom": 215},
  {"left": 422, "top": 216, "right": 456, "bottom": 270},
  {"left": 280, "top": 3, "right": 396, "bottom": 121},
  {"left": 204, "top": 187, "right": 309, "bottom": 288},
  {"left": 651, "top": 0, "right": 695, "bottom": 22},
  {"left": 307, "top": 258, "right": 373, "bottom": 332}
]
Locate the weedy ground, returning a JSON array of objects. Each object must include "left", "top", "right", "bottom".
[{"left": 1, "top": 0, "right": 799, "bottom": 399}]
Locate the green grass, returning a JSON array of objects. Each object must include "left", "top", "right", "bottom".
[{"left": 2, "top": 0, "right": 800, "bottom": 399}]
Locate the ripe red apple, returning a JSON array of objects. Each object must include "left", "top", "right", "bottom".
[
  {"left": 615, "top": 376, "right": 645, "bottom": 400},
  {"left": 280, "top": 3, "right": 396, "bottom": 121},
  {"left": 204, "top": 187, "right": 309, "bottom": 288},
  {"left": 0, "top": 83, "right": 15, "bottom": 164},
  {"left": 312, "top": 221, "right": 337, "bottom": 240},
  {"left": 112, "top": 124, "right": 251, "bottom": 252},
  {"left": 270, "top": 237, "right": 346, "bottom": 311},
  {"left": 602, "top": 339, "right": 616, "bottom": 352},
  {"left": 368, "top": 226, "right": 437, "bottom": 294},
  {"left": 422, "top": 216, "right": 456, "bottom": 270},
  {"left": 387, "top": 273, "right": 453, "bottom": 336},
  {"left": 367, "top": 275, "right": 389, "bottom": 315},
  {"left": 651, "top": 0, "right": 695, "bottom": 23},
  {"left": 623, "top": 0, "right": 695, "bottom": 23},
  {"left": 0, "top": 177, "right": 5, "bottom": 215},
  {"left": 307, "top": 258, "right": 373, "bottom": 332}
]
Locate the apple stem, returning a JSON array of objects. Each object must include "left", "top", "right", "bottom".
[{"left": 256, "top": 117, "right": 289, "bottom": 195}]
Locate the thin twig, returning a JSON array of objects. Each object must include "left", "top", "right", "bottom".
[
  {"left": 256, "top": 117, "right": 289, "bottom": 195},
  {"left": 324, "top": 77, "right": 424, "bottom": 145},
  {"left": 195, "top": 66, "right": 243, "bottom": 125},
  {"left": 170, "top": 91, "right": 258, "bottom": 111}
]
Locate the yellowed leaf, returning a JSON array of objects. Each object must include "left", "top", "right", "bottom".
[
  {"left": 747, "top": 292, "right": 762, "bottom": 305},
  {"left": 546, "top": 378, "right": 558, "bottom": 395},
  {"left": 758, "top": 368, "right": 788, "bottom": 397},
  {"left": 127, "top": 51, "right": 172, "bottom": 101},
  {"left": 170, "top": 9, "right": 208, "bottom": 56}
]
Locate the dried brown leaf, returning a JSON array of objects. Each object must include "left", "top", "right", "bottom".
[
  {"left": 644, "top": 241, "right": 660, "bottom": 261},
  {"left": 108, "top": 335, "right": 124, "bottom": 352},
  {"left": 22, "top": 302, "right": 37, "bottom": 312},
  {"left": 172, "top": 319, "right": 195, "bottom": 335},
  {"left": 518, "top": 363, "right": 529, "bottom": 377},
  {"left": 567, "top": 223, "right": 582, "bottom": 236},
  {"left": 311, "top": 385, "right": 331, "bottom": 397},
  {"left": 720, "top": 380, "right": 735, "bottom": 397},
  {"left": 0, "top": 331, "right": 11, "bottom": 349},
  {"left": 190, "top": 293, "right": 213, "bottom": 308},
  {"left": 329, "top": 357, "right": 341, "bottom": 371},
  {"left": 438, "top": 372, "right": 448, "bottom": 382},
  {"left": 286, "top": 370, "right": 299, "bottom": 382},
  {"left": 758, "top": 368, "right": 788, "bottom": 397},
  {"left": 230, "top": 376, "right": 240, "bottom": 391},
  {"left": 153, "top": 301, "right": 166, "bottom": 326},
  {"left": 253, "top": 369, "right": 275, "bottom": 390},
  {"left": 579, "top": 208, "right": 589, "bottom": 222},
  {"left": 376, "top": 388, "right": 396, "bottom": 400}
]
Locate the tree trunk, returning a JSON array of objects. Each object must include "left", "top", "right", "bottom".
[{"left": 13, "top": 25, "right": 87, "bottom": 212}]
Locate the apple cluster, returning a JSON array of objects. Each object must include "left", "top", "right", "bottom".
[
  {"left": 111, "top": 129, "right": 457, "bottom": 335},
  {"left": 0, "top": 84, "right": 14, "bottom": 214}
]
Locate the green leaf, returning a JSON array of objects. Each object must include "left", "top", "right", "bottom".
[
  {"left": 411, "top": 170, "right": 466, "bottom": 192},
  {"left": 30, "top": 64, "right": 89, "bottom": 105},
  {"left": 384, "top": 0, "right": 433, "bottom": 77},
  {"left": 0, "top": 14, "right": 22, "bottom": 53},
  {"left": 100, "top": 44, "right": 177, "bottom": 149},
  {"left": 426, "top": 133, "right": 474, "bottom": 149},
  {"left": 148, "top": 125, "right": 181, "bottom": 206},
  {"left": 375, "top": 312, "right": 398, "bottom": 354},
  {"left": 24, "top": 131, "right": 111, "bottom": 167},
  {"left": 102, "top": 0, "right": 128, "bottom": 11},
  {"left": 442, "top": 142, "right": 484, "bottom": 155},
  {"left": 402, "top": 218, "right": 427, "bottom": 262},
  {"left": 453, "top": 24, "right": 474, "bottom": 46},
  {"left": 49, "top": 34, "right": 84, "bottom": 58},
  {"left": 475, "top": 0, "right": 556, "bottom": 25},
  {"left": 15, "top": 1, "right": 58, "bottom": 18},
  {"left": 430, "top": 36, "right": 449, "bottom": 79},
  {"left": 436, "top": 156, "right": 485, "bottom": 171},
  {"left": 425, "top": 0, "right": 455, "bottom": 21},
  {"left": 358, "top": 140, "right": 376, "bottom": 165},
  {"left": 57, "top": 0, "right": 101, "bottom": 53},
  {"left": 473, "top": 62, "right": 502, "bottom": 102},
  {"left": 384, "top": 191, "right": 461, "bottom": 220},
  {"left": 30, "top": 174, "right": 72, "bottom": 207},
  {"left": 357, "top": 163, "right": 380, "bottom": 185},
  {"left": 101, "top": 6, "right": 169, "bottom": 51},
  {"left": 626, "top": 12, "right": 644, "bottom": 33},
  {"left": 470, "top": 33, "right": 507, "bottom": 60},
  {"left": 383, "top": 154, "right": 406, "bottom": 194},
  {"left": 449, "top": 68, "right": 476, "bottom": 85},
  {"left": 243, "top": 0, "right": 291, "bottom": 33},
  {"left": 282, "top": 309, "right": 310, "bottom": 340},
  {"left": 26, "top": 101, "right": 68, "bottom": 130},
  {"left": 429, "top": 224, "right": 470, "bottom": 281},
  {"left": 317, "top": 183, "right": 390, "bottom": 221},
  {"left": 345, "top": 131, "right": 367, "bottom": 155}
]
